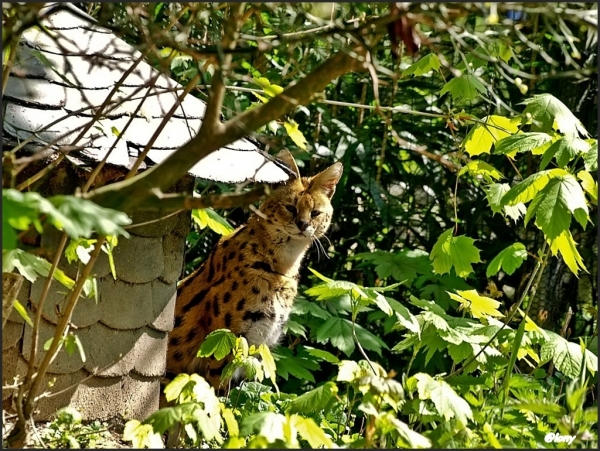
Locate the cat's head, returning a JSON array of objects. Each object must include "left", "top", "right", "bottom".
[{"left": 258, "top": 150, "right": 343, "bottom": 240}]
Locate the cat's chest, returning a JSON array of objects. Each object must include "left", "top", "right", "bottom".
[{"left": 244, "top": 292, "right": 293, "bottom": 348}]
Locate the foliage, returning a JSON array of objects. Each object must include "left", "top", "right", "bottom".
[
  {"left": 2, "top": 1, "right": 598, "bottom": 449},
  {"left": 38, "top": 407, "right": 111, "bottom": 448}
]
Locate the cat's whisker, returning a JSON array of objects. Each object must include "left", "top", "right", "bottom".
[
  {"left": 320, "top": 234, "right": 332, "bottom": 249},
  {"left": 312, "top": 236, "right": 329, "bottom": 260}
]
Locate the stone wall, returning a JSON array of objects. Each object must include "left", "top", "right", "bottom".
[{"left": 2, "top": 170, "right": 193, "bottom": 421}]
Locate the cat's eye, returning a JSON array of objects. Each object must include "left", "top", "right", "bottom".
[
  {"left": 285, "top": 205, "right": 297, "bottom": 215},
  {"left": 311, "top": 210, "right": 321, "bottom": 218}
]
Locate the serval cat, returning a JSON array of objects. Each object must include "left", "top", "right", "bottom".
[{"left": 166, "top": 151, "right": 343, "bottom": 389}]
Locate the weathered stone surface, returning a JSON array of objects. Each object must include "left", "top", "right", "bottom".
[
  {"left": 2, "top": 347, "right": 21, "bottom": 401},
  {"left": 127, "top": 210, "right": 181, "bottom": 238},
  {"left": 112, "top": 235, "right": 164, "bottom": 284},
  {"left": 30, "top": 278, "right": 103, "bottom": 328},
  {"left": 173, "top": 210, "right": 193, "bottom": 238},
  {"left": 150, "top": 280, "right": 177, "bottom": 332},
  {"left": 160, "top": 233, "right": 186, "bottom": 285},
  {"left": 98, "top": 278, "right": 154, "bottom": 330},
  {"left": 21, "top": 316, "right": 86, "bottom": 374},
  {"left": 2, "top": 321, "right": 24, "bottom": 350},
  {"left": 80, "top": 324, "right": 166, "bottom": 378}
]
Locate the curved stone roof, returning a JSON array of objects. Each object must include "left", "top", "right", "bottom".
[{"left": 3, "top": 4, "right": 293, "bottom": 184}]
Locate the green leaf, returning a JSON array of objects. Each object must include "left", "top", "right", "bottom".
[
  {"left": 288, "top": 381, "right": 338, "bottom": 414},
  {"left": 64, "top": 334, "right": 86, "bottom": 362},
  {"left": 493, "top": 132, "right": 553, "bottom": 158},
  {"left": 549, "top": 230, "right": 587, "bottom": 274},
  {"left": 240, "top": 412, "right": 286, "bottom": 442},
  {"left": 257, "top": 344, "right": 278, "bottom": 392},
  {"left": 583, "top": 139, "right": 597, "bottom": 171},
  {"left": 49, "top": 195, "right": 131, "bottom": 238},
  {"left": 386, "top": 415, "right": 432, "bottom": 449},
  {"left": 430, "top": 229, "right": 482, "bottom": 278},
  {"left": 2, "top": 249, "right": 75, "bottom": 289},
  {"left": 12, "top": 300, "right": 33, "bottom": 327},
  {"left": 413, "top": 373, "right": 473, "bottom": 425},
  {"left": 292, "top": 415, "right": 335, "bottom": 449},
  {"left": 315, "top": 317, "right": 355, "bottom": 356},
  {"left": 273, "top": 351, "right": 318, "bottom": 382},
  {"left": 283, "top": 121, "right": 308, "bottom": 150},
  {"left": 484, "top": 183, "right": 526, "bottom": 222},
  {"left": 440, "top": 74, "right": 487, "bottom": 103},
  {"left": 253, "top": 77, "right": 284, "bottom": 97},
  {"left": 578, "top": 170, "right": 598, "bottom": 203},
  {"left": 486, "top": 242, "right": 528, "bottom": 277},
  {"left": 192, "top": 208, "right": 234, "bottom": 236},
  {"left": 448, "top": 289, "right": 504, "bottom": 319},
  {"left": 355, "top": 249, "right": 431, "bottom": 286},
  {"left": 540, "top": 135, "right": 591, "bottom": 169},
  {"left": 303, "top": 347, "right": 340, "bottom": 363},
  {"left": 511, "top": 402, "right": 567, "bottom": 417},
  {"left": 197, "top": 329, "right": 237, "bottom": 360},
  {"left": 164, "top": 373, "right": 193, "bottom": 403},
  {"left": 123, "top": 420, "right": 164, "bottom": 449},
  {"left": 541, "top": 332, "right": 583, "bottom": 379},
  {"left": 521, "top": 93, "right": 589, "bottom": 137},
  {"left": 524, "top": 174, "right": 589, "bottom": 239},
  {"left": 462, "top": 115, "right": 520, "bottom": 156},
  {"left": 403, "top": 53, "right": 441, "bottom": 76},
  {"left": 458, "top": 160, "right": 504, "bottom": 182},
  {"left": 501, "top": 168, "right": 568, "bottom": 206}
]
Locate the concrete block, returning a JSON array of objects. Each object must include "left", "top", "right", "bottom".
[
  {"left": 112, "top": 235, "right": 164, "bottom": 284},
  {"left": 98, "top": 278, "right": 153, "bottom": 330},
  {"left": 127, "top": 210, "right": 180, "bottom": 238},
  {"left": 2, "top": 347, "right": 21, "bottom": 401},
  {"left": 21, "top": 316, "right": 86, "bottom": 374},
  {"left": 80, "top": 324, "right": 166, "bottom": 378},
  {"left": 150, "top": 280, "right": 176, "bottom": 332},
  {"left": 30, "top": 278, "right": 103, "bottom": 328},
  {"left": 173, "top": 210, "right": 193, "bottom": 238},
  {"left": 160, "top": 233, "right": 185, "bottom": 285},
  {"left": 2, "top": 321, "right": 24, "bottom": 350}
]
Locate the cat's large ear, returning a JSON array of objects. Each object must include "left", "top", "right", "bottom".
[
  {"left": 310, "top": 162, "right": 343, "bottom": 198},
  {"left": 275, "top": 149, "right": 301, "bottom": 180}
]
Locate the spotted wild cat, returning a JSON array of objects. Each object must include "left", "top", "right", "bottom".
[{"left": 166, "top": 151, "right": 343, "bottom": 388}]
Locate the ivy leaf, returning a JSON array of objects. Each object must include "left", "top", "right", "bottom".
[
  {"left": 540, "top": 135, "right": 591, "bottom": 169},
  {"left": 440, "top": 74, "right": 487, "bottom": 103},
  {"left": 288, "top": 381, "right": 338, "bottom": 414},
  {"left": 541, "top": 331, "right": 584, "bottom": 379},
  {"left": 197, "top": 329, "right": 237, "bottom": 360},
  {"left": 548, "top": 229, "right": 587, "bottom": 274},
  {"left": 413, "top": 373, "right": 474, "bottom": 425},
  {"left": 486, "top": 243, "right": 528, "bottom": 277},
  {"left": 462, "top": 115, "right": 520, "bottom": 156},
  {"left": 484, "top": 183, "right": 526, "bottom": 222},
  {"left": 403, "top": 53, "right": 441, "bottom": 76},
  {"left": 430, "top": 229, "right": 482, "bottom": 278},
  {"left": 521, "top": 93, "right": 589, "bottom": 137},
  {"left": 448, "top": 289, "right": 504, "bottom": 319},
  {"left": 283, "top": 121, "right": 308, "bottom": 150},
  {"left": 493, "top": 132, "right": 553, "bottom": 158},
  {"left": 192, "top": 208, "right": 234, "bottom": 236},
  {"left": 524, "top": 174, "right": 589, "bottom": 239},
  {"left": 458, "top": 160, "right": 504, "bottom": 182},
  {"left": 501, "top": 168, "right": 568, "bottom": 206}
]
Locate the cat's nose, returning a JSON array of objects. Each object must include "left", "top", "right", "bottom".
[{"left": 296, "top": 220, "right": 309, "bottom": 231}]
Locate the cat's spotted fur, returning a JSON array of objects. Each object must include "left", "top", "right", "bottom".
[{"left": 167, "top": 151, "right": 342, "bottom": 388}]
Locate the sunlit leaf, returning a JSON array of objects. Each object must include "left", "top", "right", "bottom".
[
  {"left": 463, "top": 115, "right": 520, "bottom": 156},
  {"left": 540, "top": 135, "right": 591, "bottom": 169},
  {"left": 486, "top": 242, "right": 527, "bottom": 277},
  {"left": 430, "top": 229, "right": 482, "bottom": 278},
  {"left": 284, "top": 121, "right": 308, "bottom": 150},
  {"left": 458, "top": 160, "right": 504, "bottom": 182},
  {"left": 288, "top": 381, "right": 338, "bottom": 414},
  {"left": 192, "top": 208, "right": 234, "bottom": 236},
  {"left": 548, "top": 229, "right": 587, "bottom": 274},
  {"left": 440, "top": 74, "right": 487, "bottom": 103},
  {"left": 493, "top": 132, "right": 553, "bottom": 158},
  {"left": 197, "top": 329, "right": 237, "bottom": 360},
  {"left": 521, "top": 93, "right": 589, "bottom": 137},
  {"left": 413, "top": 373, "right": 473, "bottom": 425},
  {"left": 448, "top": 289, "right": 504, "bottom": 319},
  {"left": 403, "top": 53, "right": 441, "bottom": 76}
]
